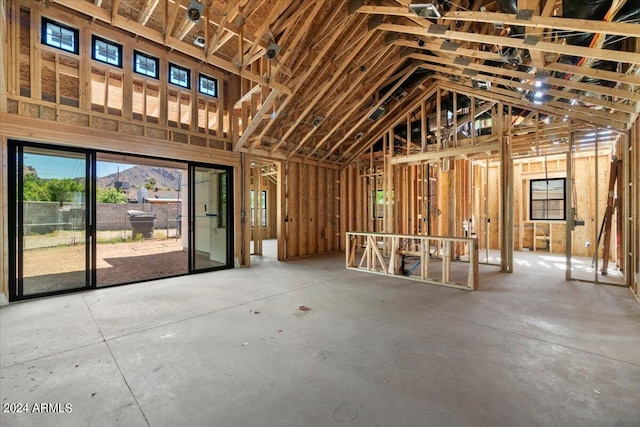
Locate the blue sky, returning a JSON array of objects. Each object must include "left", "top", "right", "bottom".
[{"left": 24, "top": 153, "right": 134, "bottom": 179}]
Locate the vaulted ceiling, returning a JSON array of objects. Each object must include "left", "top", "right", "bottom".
[{"left": 51, "top": 0, "right": 640, "bottom": 166}]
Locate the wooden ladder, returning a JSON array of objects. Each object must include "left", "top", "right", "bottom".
[{"left": 596, "top": 157, "right": 620, "bottom": 275}]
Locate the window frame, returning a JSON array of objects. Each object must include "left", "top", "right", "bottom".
[
  {"left": 91, "top": 35, "right": 123, "bottom": 68},
  {"left": 529, "top": 177, "right": 566, "bottom": 221},
  {"left": 198, "top": 73, "right": 218, "bottom": 98},
  {"left": 169, "top": 63, "right": 191, "bottom": 89},
  {"left": 250, "top": 190, "right": 267, "bottom": 227},
  {"left": 133, "top": 50, "right": 160, "bottom": 79},
  {"left": 41, "top": 17, "right": 79, "bottom": 55}
]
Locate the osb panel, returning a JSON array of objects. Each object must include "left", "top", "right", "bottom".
[
  {"left": 173, "top": 132, "right": 188, "bottom": 143},
  {"left": 487, "top": 165, "right": 500, "bottom": 249},
  {"left": 23, "top": 104, "right": 38, "bottom": 118},
  {"left": 147, "top": 127, "right": 167, "bottom": 140},
  {"left": 92, "top": 116, "right": 119, "bottom": 132},
  {"left": 58, "top": 110, "right": 89, "bottom": 126},
  {"left": 60, "top": 75, "right": 79, "bottom": 100},
  {"left": 209, "top": 140, "right": 224, "bottom": 150},
  {"left": 120, "top": 122, "right": 144, "bottom": 136},
  {"left": 7, "top": 100, "right": 18, "bottom": 114},
  {"left": 23, "top": 104, "right": 55, "bottom": 121},
  {"left": 116, "top": 0, "right": 144, "bottom": 22},
  {"left": 551, "top": 223, "right": 566, "bottom": 254},
  {"left": 190, "top": 135, "right": 207, "bottom": 147}
]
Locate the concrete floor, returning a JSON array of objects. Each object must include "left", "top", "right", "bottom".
[{"left": 1, "top": 242, "right": 639, "bottom": 426}]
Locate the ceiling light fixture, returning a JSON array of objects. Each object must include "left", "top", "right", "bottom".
[
  {"left": 264, "top": 43, "right": 281, "bottom": 60},
  {"left": 193, "top": 36, "right": 206, "bottom": 48},
  {"left": 186, "top": 0, "right": 204, "bottom": 23}
]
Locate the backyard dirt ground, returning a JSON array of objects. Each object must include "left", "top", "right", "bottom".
[{"left": 23, "top": 239, "right": 188, "bottom": 290}]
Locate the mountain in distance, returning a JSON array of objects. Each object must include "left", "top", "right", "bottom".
[
  {"left": 24, "top": 165, "right": 38, "bottom": 176},
  {"left": 97, "top": 165, "right": 182, "bottom": 190}
]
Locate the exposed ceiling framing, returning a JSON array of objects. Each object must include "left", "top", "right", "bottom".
[{"left": 50, "top": 0, "right": 640, "bottom": 166}]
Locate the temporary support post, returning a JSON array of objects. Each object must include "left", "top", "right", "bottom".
[
  {"left": 499, "top": 104, "right": 513, "bottom": 272},
  {"left": 565, "top": 126, "right": 573, "bottom": 281},
  {"left": 484, "top": 156, "right": 490, "bottom": 261},
  {"left": 253, "top": 165, "right": 263, "bottom": 255},
  {"left": 601, "top": 156, "right": 619, "bottom": 274}
]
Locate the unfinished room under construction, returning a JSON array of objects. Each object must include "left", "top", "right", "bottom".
[{"left": 1, "top": 0, "right": 639, "bottom": 426}]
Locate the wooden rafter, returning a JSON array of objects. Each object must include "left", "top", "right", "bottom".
[
  {"left": 234, "top": 90, "right": 280, "bottom": 151},
  {"left": 288, "top": 43, "right": 394, "bottom": 156},
  {"left": 409, "top": 53, "right": 640, "bottom": 105},
  {"left": 357, "top": 5, "right": 640, "bottom": 38},
  {"left": 417, "top": 59, "right": 635, "bottom": 118},
  {"left": 271, "top": 30, "right": 378, "bottom": 154},
  {"left": 138, "top": 0, "right": 160, "bottom": 25},
  {"left": 337, "top": 84, "right": 439, "bottom": 165},
  {"left": 434, "top": 77, "right": 629, "bottom": 131},
  {"left": 320, "top": 64, "right": 421, "bottom": 161},
  {"left": 111, "top": 0, "right": 121, "bottom": 24},
  {"left": 49, "top": 0, "right": 292, "bottom": 93},
  {"left": 376, "top": 22, "right": 640, "bottom": 65},
  {"left": 248, "top": 11, "right": 355, "bottom": 149}
]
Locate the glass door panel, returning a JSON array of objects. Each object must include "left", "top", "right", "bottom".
[
  {"left": 94, "top": 154, "right": 188, "bottom": 286},
  {"left": 191, "top": 166, "right": 231, "bottom": 271},
  {"left": 17, "top": 145, "right": 91, "bottom": 297}
]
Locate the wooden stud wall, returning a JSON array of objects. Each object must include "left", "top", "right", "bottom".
[
  {"left": 490, "top": 153, "right": 615, "bottom": 258},
  {"left": 279, "top": 161, "right": 338, "bottom": 259},
  {"left": 631, "top": 118, "right": 640, "bottom": 300},
  {"left": 4, "top": 2, "right": 235, "bottom": 151}
]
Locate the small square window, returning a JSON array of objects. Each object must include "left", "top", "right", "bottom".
[
  {"left": 198, "top": 73, "right": 218, "bottom": 97},
  {"left": 530, "top": 178, "right": 566, "bottom": 220},
  {"left": 169, "top": 63, "right": 190, "bottom": 89},
  {"left": 134, "top": 51, "right": 159, "bottom": 79},
  {"left": 41, "top": 18, "right": 79, "bottom": 54},
  {"left": 92, "top": 35, "right": 122, "bottom": 67}
]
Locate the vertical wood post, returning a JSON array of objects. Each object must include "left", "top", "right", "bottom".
[{"left": 500, "top": 103, "right": 513, "bottom": 272}]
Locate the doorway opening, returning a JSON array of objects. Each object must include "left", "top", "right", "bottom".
[{"left": 249, "top": 161, "right": 278, "bottom": 261}]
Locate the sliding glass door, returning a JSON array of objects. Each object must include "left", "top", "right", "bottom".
[
  {"left": 10, "top": 143, "right": 93, "bottom": 299},
  {"left": 9, "top": 141, "right": 234, "bottom": 301}
]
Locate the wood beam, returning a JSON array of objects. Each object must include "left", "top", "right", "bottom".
[
  {"left": 138, "top": 0, "right": 160, "bottom": 25},
  {"left": 419, "top": 60, "right": 635, "bottom": 119},
  {"left": 435, "top": 78, "right": 628, "bottom": 131},
  {"left": 234, "top": 89, "right": 279, "bottom": 151},
  {"left": 357, "top": 6, "right": 640, "bottom": 38},
  {"left": 111, "top": 0, "right": 121, "bottom": 24},
  {"left": 339, "top": 85, "right": 438, "bottom": 167},
  {"left": 271, "top": 31, "right": 377, "bottom": 154},
  {"left": 249, "top": 12, "right": 353, "bottom": 148},
  {"left": 320, "top": 64, "right": 421, "bottom": 161},
  {"left": 242, "top": 1, "right": 289, "bottom": 64},
  {"left": 288, "top": 45, "right": 393, "bottom": 156},
  {"left": 377, "top": 22, "right": 640, "bottom": 64},
  {"left": 545, "top": 61, "right": 640, "bottom": 87},
  {"left": 50, "top": 0, "right": 292, "bottom": 93},
  {"left": 410, "top": 52, "right": 640, "bottom": 104}
]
